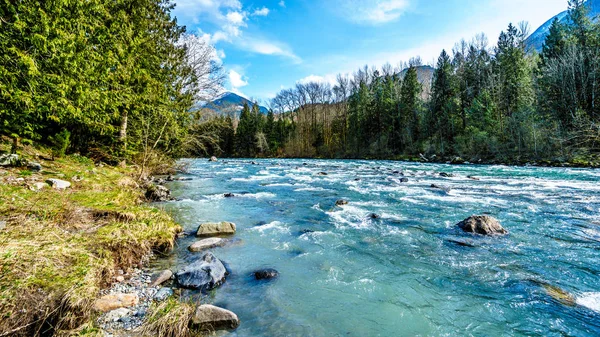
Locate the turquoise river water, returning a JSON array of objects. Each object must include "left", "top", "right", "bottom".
[{"left": 156, "top": 159, "right": 600, "bottom": 337}]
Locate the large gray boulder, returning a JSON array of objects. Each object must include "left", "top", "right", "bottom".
[
  {"left": 188, "top": 238, "right": 226, "bottom": 252},
  {"left": 457, "top": 215, "right": 507, "bottom": 235},
  {"left": 196, "top": 222, "right": 236, "bottom": 237},
  {"left": 209, "top": 156, "right": 218, "bottom": 162},
  {"left": 176, "top": 252, "right": 227, "bottom": 290},
  {"left": 191, "top": 304, "right": 239, "bottom": 331},
  {"left": 46, "top": 178, "right": 71, "bottom": 190},
  {"left": 0, "top": 154, "right": 26, "bottom": 167}
]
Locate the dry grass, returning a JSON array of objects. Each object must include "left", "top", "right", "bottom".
[
  {"left": 0, "top": 144, "right": 181, "bottom": 336},
  {"left": 139, "top": 298, "right": 199, "bottom": 337}
]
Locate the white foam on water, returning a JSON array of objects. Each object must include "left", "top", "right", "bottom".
[
  {"left": 576, "top": 292, "right": 600, "bottom": 313},
  {"left": 264, "top": 183, "right": 295, "bottom": 187},
  {"left": 294, "top": 186, "right": 333, "bottom": 192},
  {"left": 242, "top": 192, "right": 276, "bottom": 199},
  {"left": 250, "top": 221, "right": 289, "bottom": 233}
]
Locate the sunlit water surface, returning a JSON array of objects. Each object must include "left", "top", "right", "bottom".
[{"left": 154, "top": 159, "right": 600, "bottom": 336}]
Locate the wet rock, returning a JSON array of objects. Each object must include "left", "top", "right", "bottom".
[
  {"left": 457, "top": 215, "right": 507, "bottom": 235},
  {"left": 224, "top": 193, "right": 235, "bottom": 198},
  {"left": 176, "top": 252, "right": 228, "bottom": 290},
  {"left": 354, "top": 178, "right": 361, "bottom": 181},
  {"left": 104, "top": 308, "right": 131, "bottom": 322},
  {"left": 299, "top": 229, "right": 315, "bottom": 235},
  {"left": 254, "top": 268, "right": 279, "bottom": 280},
  {"left": 149, "top": 270, "right": 172, "bottom": 287},
  {"left": 46, "top": 178, "right": 71, "bottom": 190},
  {"left": 145, "top": 184, "right": 173, "bottom": 202},
  {"left": 542, "top": 283, "right": 576, "bottom": 306},
  {"left": 94, "top": 293, "right": 139, "bottom": 312},
  {"left": 439, "top": 172, "right": 454, "bottom": 178},
  {"left": 196, "top": 222, "right": 236, "bottom": 237},
  {"left": 451, "top": 157, "right": 465, "bottom": 164},
  {"left": 368, "top": 213, "right": 380, "bottom": 219},
  {"left": 153, "top": 287, "right": 173, "bottom": 301},
  {"left": 209, "top": 156, "right": 218, "bottom": 162},
  {"left": 335, "top": 199, "right": 348, "bottom": 206},
  {"left": 251, "top": 161, "right": 259, "bottom": 165},
  {"left": 467, "top": 175, "right": 480, "bottom": 181},
  {"left": 191, "top": 304, "right": 240, "bottom": 331},
  {"left": 188, "top": 238, "right": 226, "bottom": 252},
  {"left": 317, "top": 172, "right": 328, "bottom": 176},
  {"left": 399, "top": 177, "right": 409, "bottom": 183},
  {"left": 166, "top": 175, "right": 175, "bottom": 181}
]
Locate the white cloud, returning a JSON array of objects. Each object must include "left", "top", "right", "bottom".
[
  {"left": 252, "top": 7, "right": 270, "bottom": 16},
  {"left": 229, "top": 69, "right": 248, "bottom": 88},
  {"left": 337, "top": 0, "right": 410, "bottom": 24},
  {"left": 297, "top": 74, "right": 338, "bottom": 85},
  {"left": 279, "top": 1, "right": 285, "bottom": 8},
  {"left": 174, "top": 0, "right": 299, "bottom": 62}
]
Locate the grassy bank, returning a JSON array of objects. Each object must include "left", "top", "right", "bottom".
[{"left": 0, "top": 145, "right": 181, "bottom": 336}]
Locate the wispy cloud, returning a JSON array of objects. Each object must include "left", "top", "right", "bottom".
[
  {"left": 279, "top": 1, "right": 286, "bottom": 8},
  {"left": 174, "top": 1, "right": 299, "bottom": 62},
  {"left": 229, "top": 69, "right": 248, "bottom": 88},
  {"left": 336, "top": 0, "right": 410, "bottom": 24},
  {"left": 252, "top": 7, "right": 270, "bottom": 16}
]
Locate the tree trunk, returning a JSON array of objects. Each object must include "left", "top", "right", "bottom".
[{"left": 119, "top": 109, "right": 128, "bottom": 152}]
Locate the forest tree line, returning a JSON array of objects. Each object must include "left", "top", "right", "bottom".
[
  {"left": 0, "top": 0, "right": 223, "bottom": 172},
  {"left": 204, "top": 0, "right": 600, "bottom": 163}
]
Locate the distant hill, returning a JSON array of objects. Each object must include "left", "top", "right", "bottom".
[
  {"left": 203, "top": 92, "right": 269, "bottom": 115},
  {"left": 525, "top": 0, "right": 600, "bottom": 52},
  {"left": 399, "top": 65, "right": 434, "bottom": 100}
]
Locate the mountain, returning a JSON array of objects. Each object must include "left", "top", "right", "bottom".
[
  {"left": 204, "top": 92, "right": 269, "bottom": 115},
  {"left": 525, "top": 0, "right": 600, "bottom": 52},
  {"left": 399, "top": 65, "right": 434, "bottom": 100}
]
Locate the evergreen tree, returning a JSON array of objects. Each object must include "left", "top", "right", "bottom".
[
  {"left": 398, "top": 67, "right": 422, "bottom": 151},
  {"left": 429, "top": 50, "right": 459, "bottom": 153}
]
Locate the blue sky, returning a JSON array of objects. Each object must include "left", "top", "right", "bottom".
[{"left": 173, "top": 0, "right": 570, "bottom": 103}]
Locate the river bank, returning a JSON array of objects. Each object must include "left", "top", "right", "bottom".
[{"left": 0, "top": 145, "right": 183, "bottom": 336}]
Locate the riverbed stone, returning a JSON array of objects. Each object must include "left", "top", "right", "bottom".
[
  {"left": 149, "top": 269, "right": 172, "bottom": 287},
  {"left": 94, "top": 293, "right": 139, "bottom": 312},
  {"left": 254, "top": 268, "right": 279, "bottom": 280},
  {"left": 457, "top": 215, "right": 507, "bottom": 235},
  {"left": 196, "top": 222, "right": 236, "bottom": 237},
  {"left": 176, "top": 252, "right": 227, "bottom": 290},
  {"left": 189, "top": 238, "right": 226, "bottom": 252},
  {"left": 46, "top": 178, "right": 71, "bottom": 190},
  {"left": 191, "top": 304, "right": 240, "bottom": 331},
  {"left": 104, "top": 308, "right": 131, "bottom": 322},
  {"left": 153, "top": 287, "right": 173, "bottom": 301}
]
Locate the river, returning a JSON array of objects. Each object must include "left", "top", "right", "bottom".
[{"left": 155, "top": 159, "right": 600, "bottom": 336}]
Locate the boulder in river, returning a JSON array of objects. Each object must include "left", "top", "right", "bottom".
[
  {"left": 457, "top": 215, "right": 507, "bottom": 235},
  {"left": 368, "top": 213, "right": 380, "bottom": 219},
  {"left": 188, "top": 238, "right": 226, "bottom": 252},
  {"left": 196, "top": 221, "right": 236, "bottom": 237},
  {"left": 335, "top": 199, "right": 348, "bottom": 206},
  {"left": 223, "top": 193, "right": 235, "bottom": 198},
  {"left": 254, "top": 268, "right": 279, "bottom": 280},
  {"left": 439, "top": 172, "right": 454, "bottom": 178},
  {"left": 209, "top": 156, "right": 218, "bottom": 162},
  {"left": 94, "top": 293, "right": 139, "bottom": 312},
  {"left": 430, "top": 184, "right": 451, "bottom": 193},
  {"left": 317, "top": 172, "right": 328, "bottom": 176},
  {"left": 191, "top": 304, "right": 240, "bottom": 331},
  {"left": 176, "top": 252, "right": 228, "bottom": 290},
  {"left": 399, "top": 177, "right": 409, "bottom": 183},
  {"left": 46, "top": 178, "right": 71, "bottom": 190},
  {"left": 145, "top": 184, "right": 173, "bottom": 202}
]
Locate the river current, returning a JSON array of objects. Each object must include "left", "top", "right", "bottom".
[{"left": 156, "top": 159, "right": 600, "bottom": 336}]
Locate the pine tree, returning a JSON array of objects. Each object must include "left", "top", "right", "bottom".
[{"left": 429, "top": 50, "right": 459, "bottom": 153}]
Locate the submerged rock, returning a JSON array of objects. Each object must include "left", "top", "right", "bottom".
[
  {"left": 430, "top": 184, "right": 451, "bottom": 193},
  {"left": 149, "top": 269, "right": 172, "bottom": 287},
  {"left": 335, "top": 199, "right": 348, "bottom": 206},
  {"left": 224, "top": 193, "right": 235, "bottom": 198},
  {"left": 467, "top": 175, "right": 480, "bottom": 180},
  {"left": 254, "top": 268, "right": 279, "bottom": 280},
  {"left": 196, "top": 222, "right": 236, "bottom": 237},
  {"left": 188, "top": 238, "right": 226, "bottom": 252},
  {"left": 399, "top": 177, "right": 409, "bottom": 183},
  {"left": 368, "top": 213, "right": 380, "bottom": 219},
  {"left": 439, "top": 172, "right": 454, "bottom": 178},
  {"left": 457, "top": 215, "right": 507, "bottom": 235},
  {"left": 542, "top": 283, "right": 576, "bottom": 306},
  {"left": 191, "top": 304, "right": 240, "bottom": 331},
  {"left": 145, "top": 184, "right": 173, "bottom": 202},
  {"left": 46, "top": 178, "right": 71, "bottom": 190},
  {"left": 317, "top": 172, "right": 328, "bottom": 176},
  {"left": 94, "top": 293, "right": 139, "bottom": 312},
  {"left": 176, "top": 252, "right": 228, "bottom": 290}
]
